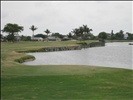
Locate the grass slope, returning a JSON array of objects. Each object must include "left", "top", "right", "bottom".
[{"left": 1, "top": 40, "right": 133, "bottom": 100}]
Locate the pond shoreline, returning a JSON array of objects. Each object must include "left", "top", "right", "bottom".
[
  {"left": 17, "top": 41, "right": 105, "bottom": 53},
  {"left": 15, "top": 42, "right": 105, "bottom": 63},
  {"left": 23, "top": 42, "right": 133, "bottom": 70}
]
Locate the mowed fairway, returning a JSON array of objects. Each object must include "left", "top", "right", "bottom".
[{"left": 1, "top": 41, "right": 133, "bottom": 100}]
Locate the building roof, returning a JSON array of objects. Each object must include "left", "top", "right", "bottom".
[{"left": 47, "top": 36, "right": 56, "bottom": 40}]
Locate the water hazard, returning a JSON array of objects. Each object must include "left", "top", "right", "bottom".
[{"left": 23, "top": 42, "right": 133, "bottom": 70}]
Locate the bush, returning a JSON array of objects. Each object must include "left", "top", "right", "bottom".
[{"left": 15, "top": 55, "right": 35, "bottom": 63}]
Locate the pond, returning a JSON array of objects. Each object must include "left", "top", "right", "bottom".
[{"left": 23, "top": 42, "right": 133, "bottom": 70}]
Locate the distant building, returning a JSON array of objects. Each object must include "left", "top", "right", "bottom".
[
  {"left": 45, "top": 36, "right": 61, "bottom": 41},
  {"left": 124, "top": 33, "right": 128, "bottom": 39},
  {"left": 31, "top": 37, "right": 43, "bottom": 41},
  {"left": 62, "top": 36, "right": 70, "bottom": 41}
]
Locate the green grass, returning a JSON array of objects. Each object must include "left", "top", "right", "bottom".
[
  {"left": 105, "top": 40, "right": 133, "bottom": 43},
  {"left": 14, "top": 55, "right": 35, "bottom": 63},
  {"left": 1, "top": 40, "right": 133, "bottom": 100}
]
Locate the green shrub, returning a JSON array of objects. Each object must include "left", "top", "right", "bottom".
[
  {"left": 14, "top": 55, "right": 35, "bottom": 63},
  {"left": 17, "top": 48, "right": 46, "bottom": 53}
]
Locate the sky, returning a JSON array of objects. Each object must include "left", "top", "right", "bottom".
[{"left": 1, "top": 1, "right": 133, "bottom": 36}]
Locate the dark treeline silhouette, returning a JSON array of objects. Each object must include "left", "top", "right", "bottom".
[{"left": 1, "top": 23, "right": 133, "bottom": 42}]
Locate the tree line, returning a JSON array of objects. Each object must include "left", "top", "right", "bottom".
[{"left": 1, "top": 23, "right": 133, "bottom": 42}]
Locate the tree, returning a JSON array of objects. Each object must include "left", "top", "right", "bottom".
[
  {"left": 115, "top": 30, "right": 124, "bottom": 40},
  {"left": 79, "top": 26, "right": 84, "bottom": 37},
  {"left": 126, "top": 32, "right": 133, "bottom": 40},
  {"left": 68, "top": 32, "right": 73, "bottom": 39},
  {"left": 111, "top": 30, "right": 114, "bottom": 40},
  {"left": 44, "top": 29, "right": 51, "bottom": 41},
  {"left": 51, "top": 33, "right": 64, "bottom": 39},
  {"left": 20, "top": 35, "right": 31, "bottom": 41},
  {"left": 44, "top": 29, "right": 51, "bottom": 36},
  {"left": 82, "top": 25, "right": 93, "bottom": 34},
  {"left": 98, "top": 32, "right": 107, "bottom": 40},
  {"left": 2, "top": 23, "right": 24, "bottom": 42},
  {"left": 29, "top": 25, "right": 37, "bottom": 37},
  {"left": 34, "top": 33, "right": 47, "bottom": 39},
  {"left": 72, "top": 25, "right": 93, "bottom": 41},
  {"left": 72, "top": 28, "right": 80, "bottom": 38},
  {"left": 86, "top": 33, "right": 95, "bottom": 40}
]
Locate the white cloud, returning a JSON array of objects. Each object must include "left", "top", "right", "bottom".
[{"left": 1, "top": 1, "right": 132, "bottom": 36}]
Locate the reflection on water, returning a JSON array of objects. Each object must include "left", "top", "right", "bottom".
[{"left": 24, "top": 42, "right": 133, "bottom": 70}]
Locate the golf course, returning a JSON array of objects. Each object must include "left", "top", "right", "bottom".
[{"left": 1, "top": 40, "right": 133, "bottom": 100}]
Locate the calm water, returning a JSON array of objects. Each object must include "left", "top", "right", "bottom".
[{"left": 24, "top": 42, "right": 133, "bottom": 70}]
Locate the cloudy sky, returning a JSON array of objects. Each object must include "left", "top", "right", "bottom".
[{"left": 1, "top": 1, "right": 133, "bottom": 36}]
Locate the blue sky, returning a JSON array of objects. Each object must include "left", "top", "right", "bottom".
[{"left": 1, "top": 1, "right": 132, "bottom": 36}]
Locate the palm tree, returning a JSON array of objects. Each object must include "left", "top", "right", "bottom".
[
  {"left": 72, "top": 28, "right": 80, "bottom": 39},
  {"left": 72, "top": 25, "right": 93, "bottom": 42},
  {"left": 82, "top": 25, "right": 93, "bottom": 40},
  {"left": 2, "top": 23, "right": 24, "bottom": 42},
  {"left": 83, "top": 25, "right": 92, "bottom": 35},
  {"left": 79, "top": 26, "right": 84, "bottom": 37},
  {"left": 44, "top": 29, "right": 51, "bottom": 41},
  {"left": 29, "top": 25, "right": 37, "bottom": 38},
  {"left": 44, "top": 29, "right": 50, "bottom": 36},
  {"left": 111, "top": 30, "right": 114, "bottom": 40}
]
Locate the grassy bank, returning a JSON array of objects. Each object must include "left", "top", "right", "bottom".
[
  {"left": 1, "top": 40, "right": 133, "bottom": 100},
  {"left": 105, "top": 40, "right": 133, "bottom": 43}
]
